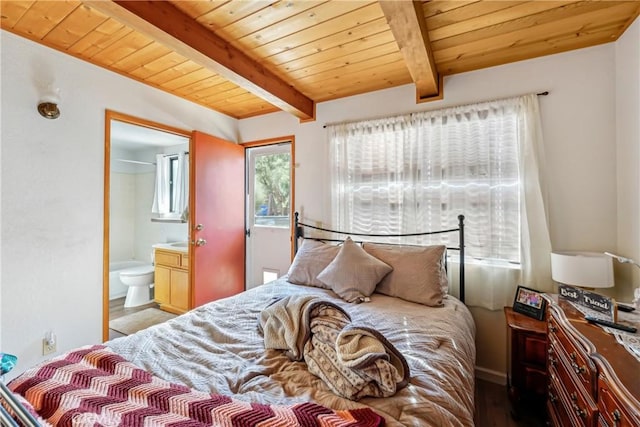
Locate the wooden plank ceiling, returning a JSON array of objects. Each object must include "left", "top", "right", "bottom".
[{"left": 2, "top": 1, "right": 639, "bottom": 120}]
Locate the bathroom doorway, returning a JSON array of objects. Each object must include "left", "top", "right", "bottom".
[{"left": 103, "top": 111, "right": 191, "bottom": 341}]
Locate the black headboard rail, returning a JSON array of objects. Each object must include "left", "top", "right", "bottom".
[{"left": 293, "top": 212, "right": 466, "bottom": 304}]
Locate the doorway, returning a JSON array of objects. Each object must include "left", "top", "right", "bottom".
[
  {"left": 244, "top": 138, "right": 295, "bottom": 289},
  {"left": 102, "top": 111, "right": 191, "bottom": 341}
]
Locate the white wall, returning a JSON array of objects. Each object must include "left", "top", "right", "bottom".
[
  {"left": 239, "top": 40, "right": 631, "bottom": 376},
  {"left": 0, "top": 31, "right": 238, "bottom": 378},
  {"left": 615, "top": 18, "right": 640, "bottom": 296}
]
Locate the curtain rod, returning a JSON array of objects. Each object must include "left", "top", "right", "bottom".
[
  {"left": 163, "top": 151, "right": 189, "bottom": 157},
  {"left": 322, "top": 91, "right": 550, "bottom": 128},
  {"left": 115, "top": 151, "right": 189, "bottom": 166}
]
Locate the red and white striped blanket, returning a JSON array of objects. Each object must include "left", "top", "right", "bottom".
[{"left": 7, "top": 345, "right": 384, "bottom": 427}]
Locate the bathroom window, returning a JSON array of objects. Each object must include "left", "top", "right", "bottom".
[
  {"left": 152, "top": 152, "right": 189, "bottom": 221},
  {"left": 169, "top": 156, "right": 178, "bottom": 213}
]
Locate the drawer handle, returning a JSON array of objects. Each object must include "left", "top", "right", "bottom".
[
  {"left": 612, "top": 409, "right": 621, "bottom": 425},
  {"left": 570, "top": 392, "right": 586, "bottom": 419},
  {"left": 569, "top": 353, "right": 586, "bottom": 375},
  {"left": 548, "top": 322, "right": 556, "bottom": 333},
  {"left": 571, "top": 361, "right": 586, "bottom": 375},
  {"left": 549, "top": 392, "right": 558, "bottom": 403},
  {"left": 549, "top": 356, "right": 557, "bottom": 366}
]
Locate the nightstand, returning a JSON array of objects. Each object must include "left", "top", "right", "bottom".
[{"left": 504, "top": 306, "right": 548, "bottom": 419}]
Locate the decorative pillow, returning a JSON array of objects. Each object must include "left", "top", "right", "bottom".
[
  {"left": 363, "top": 243, "right": 448, "bottom": 307},
  {"left": 317, "top": 237, "right": 393, "bottom": 303},
  {"left": 287, "top": 239, "right": 340, "bottom": 288}
]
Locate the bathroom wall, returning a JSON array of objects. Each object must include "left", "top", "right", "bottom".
[
  {"left": 110, "top": 143, "right": 189, "bottom": 270},
  {"left": 109, "top": 147, "right": 137, "bottom": 264}
]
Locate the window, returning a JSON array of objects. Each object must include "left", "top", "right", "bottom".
[
  {"left": 151, "top": 152, "right": 188, "bottom": 221},
  {"left": 329, "top": 101, "right": 522, "bottom": 264},
  {"left": 169, "top": 156, "right": 178, "bottom": 213},
  {"left": 252, "top": 151, "right": 291, "bottom": 228}
]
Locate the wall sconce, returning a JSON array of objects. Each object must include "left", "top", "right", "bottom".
[{"left": 37, "top": 86, "right": 61, "bottom": 119}]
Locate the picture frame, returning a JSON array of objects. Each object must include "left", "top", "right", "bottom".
[{"left": 512, "top": 285, "right": 546, "bottom": 321}]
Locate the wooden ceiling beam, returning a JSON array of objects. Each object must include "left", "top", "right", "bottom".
[
  {"left": 379, "top": 0, "right": 441, "bottom": 102},
  {"left": 84, "top": 0, "right": 315, "bottom": 120}
]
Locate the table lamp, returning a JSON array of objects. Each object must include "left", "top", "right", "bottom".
[{"left": 550, "top": 251, "right": 614, "bottom": 290}]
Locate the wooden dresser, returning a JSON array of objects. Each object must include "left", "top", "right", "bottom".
[{"left": 545, "top": 295, "right": 640, "bottom": 426}]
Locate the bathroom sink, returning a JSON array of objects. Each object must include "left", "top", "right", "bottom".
[{"left": 169, "top": 242, "right": 189, "bottom": 248}]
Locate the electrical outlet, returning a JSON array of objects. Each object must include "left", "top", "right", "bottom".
[
  {"left": 43, "top": 338, "right": 56, "bottom": 355},
  {"left": 42, "top": 337, "right": 56, "bottom": 355}
]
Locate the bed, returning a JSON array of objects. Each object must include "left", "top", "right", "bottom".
[{"left": 2, "top": 214, "right": 476, "bottom": 427}]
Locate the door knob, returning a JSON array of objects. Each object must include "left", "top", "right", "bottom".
[
  {"left": 195, "top": 224, "right": 204, "bottom": 231},
  {"left": 195, "top": 238, "right": 207, "bottom": 246}
]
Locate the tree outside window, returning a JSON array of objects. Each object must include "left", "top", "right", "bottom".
[{"left": 254, "top": 153, "right": 290, "bottom": 227}]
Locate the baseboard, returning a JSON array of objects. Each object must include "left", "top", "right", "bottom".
[
  {"left": 109, "top": 292, "right": 127, "bottom": 301},
  {"left": 475, "top": 366, "right": 507, "bottom": 385}
]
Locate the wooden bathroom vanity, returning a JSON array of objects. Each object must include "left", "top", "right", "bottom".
[{"left": 153, "top": 246, "right": 189, "bottom": 314}]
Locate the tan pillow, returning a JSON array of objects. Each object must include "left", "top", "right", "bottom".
[
  {"left": 317, "top": 237, "right": 393, "bottom": 303},
  {"left": 363, "top": 243, "right": 448, "bottom": 306},
  {"left": 287, "top": 239, "right": 340, "bottom": 288}
]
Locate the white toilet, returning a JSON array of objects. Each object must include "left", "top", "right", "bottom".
[{"left": 119, "top": 264, "right": 155, "bottom": 308}]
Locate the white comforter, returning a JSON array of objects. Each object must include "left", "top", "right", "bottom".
[{"left": 107, "top": 278, "right": 476, "bottom": 426}]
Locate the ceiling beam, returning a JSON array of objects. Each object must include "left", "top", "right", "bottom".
[
  {"left": 379, "top": 1, "right": 441, "bottom": 101},
  {"left": 85, "top": 0, "right": 315, "bottom": 120}
]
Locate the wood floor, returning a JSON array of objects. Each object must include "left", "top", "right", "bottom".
[
  {"left": 108, "top": 297, "right": 159, "bottom": 340},
  {"left": 474, "top": 379, "right": 546, "bottom": 427}
]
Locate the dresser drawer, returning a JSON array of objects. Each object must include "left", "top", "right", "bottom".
[
  {"left": 548, "top": 373, "right": 581, "bottom": 427},
  {"left": 598, "top": 374, "right": 640, "bottom": 427},
  {"left": 548, "top": 315, "right": 596, "bottom": 395},
  {"left": 550, "top": 343, "right": 598, "bottom": 426}
]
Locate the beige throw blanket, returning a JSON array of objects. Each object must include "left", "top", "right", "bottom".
[{"left": 258, "top": 295, "right": 410, "bottom": 400}]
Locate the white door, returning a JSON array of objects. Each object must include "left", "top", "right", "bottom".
[{"left": 246, "top": 143, "right": 292, "bottom": 289}]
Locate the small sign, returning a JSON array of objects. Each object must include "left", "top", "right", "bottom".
[
  {"left": 558, "top": 284, "right": 581, "bottom": 304},
  {"left": 558, "top": 284, "right": 615, "bottom": 320},
  {"left": 581, "top": 289, "right": 615, "bottom": 319}
]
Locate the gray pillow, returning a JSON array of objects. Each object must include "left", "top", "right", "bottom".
[
  {"left": 363, "top": 243, "right": 448, "bottom": 307},
  {"left": 317, "top": 237, "right": 392, "bottom": 303},
  {"left": 287, "top": 239, "right": 340, "bottom": 288}
]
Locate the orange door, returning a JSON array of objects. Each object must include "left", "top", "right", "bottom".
[{"left": 190, "top": 131, "right": 245, "bottom": 307}]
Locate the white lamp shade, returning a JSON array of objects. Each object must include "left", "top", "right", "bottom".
[{"left": 550, "top": 251, "right": 614, "bottom": 288}]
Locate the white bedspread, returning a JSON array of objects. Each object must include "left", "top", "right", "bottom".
[{"left": 107, "top": 278, "right": 476, "bottom": 426}]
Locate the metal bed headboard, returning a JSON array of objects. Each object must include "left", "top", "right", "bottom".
[{"left": 293, "top": 212, "right": 466, "bottom": 304}]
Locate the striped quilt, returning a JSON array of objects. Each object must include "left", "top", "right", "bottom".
[{"left": 7, "top": 345, "right": 384, "bottom": 427}]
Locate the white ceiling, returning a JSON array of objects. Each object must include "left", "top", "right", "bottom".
[{"left": 110, "top": 120, "right": 189, "bottom": 150}]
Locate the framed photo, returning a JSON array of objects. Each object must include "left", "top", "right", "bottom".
[{"left": 513, "top": 285, "right": 546, "bottom": 321}]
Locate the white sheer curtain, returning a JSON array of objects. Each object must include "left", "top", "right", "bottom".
[
  {"left": 174, "top": 152, "right": 189, "bottom": 220},
  {"left": 152, "top": 154, "right": 171, "bottom": 215},
  {"left": 152, "top": 152, "right": 189, "bottom": 220},
  {"left": 328, "top": 94, "right": 552, "bottom": 310}
]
